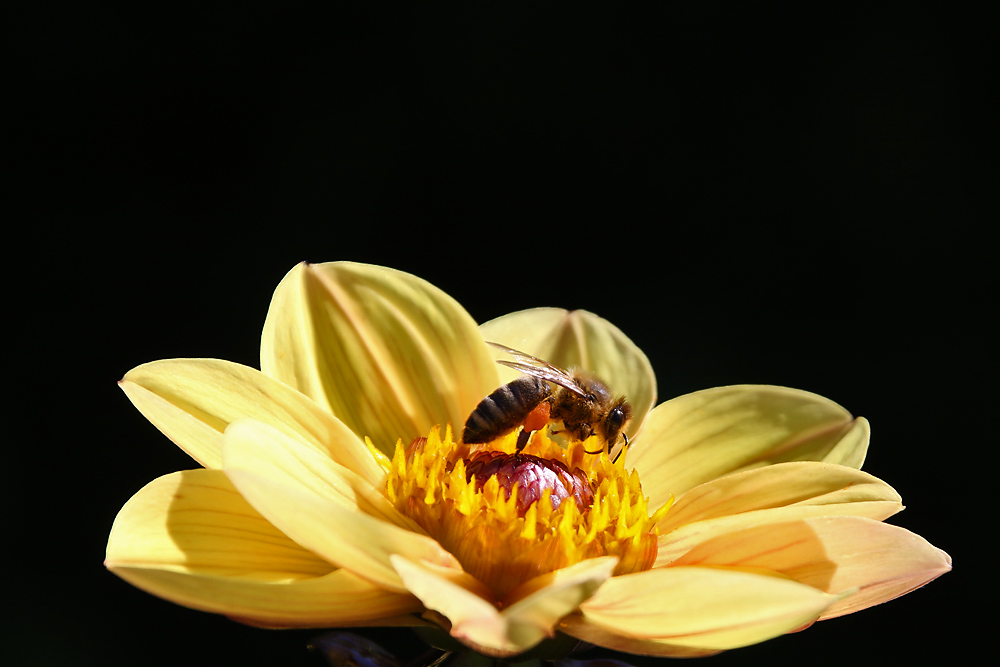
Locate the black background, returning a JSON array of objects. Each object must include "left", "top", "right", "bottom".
[{"left": 8, "top": 3, "right": 986, "bottom": 665}]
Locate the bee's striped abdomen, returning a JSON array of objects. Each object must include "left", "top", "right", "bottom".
[{"left": 462, "top": 376, "right": 551, "bottom": 444}]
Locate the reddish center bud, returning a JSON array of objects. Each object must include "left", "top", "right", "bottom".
[{"left": 464, "top": 450, "right": 595, "bottom": 515}]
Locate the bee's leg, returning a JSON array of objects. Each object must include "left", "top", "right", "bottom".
[
  {"left": 517, "top": 401, "right": 552, "bottom": 452},
  {"left": 516, "top": 429, "right": 532, "bottom": 452},
  {"left": 610, "top": 434, "right": 629, "bottom": 464}
]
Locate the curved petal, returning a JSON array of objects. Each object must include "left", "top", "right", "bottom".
[
  {"left": 575, "top": 566, "right": 837, "bottom": 650},
  {"left": 671, "top": 516, "right": 951, "bottom": 620},
  {"left": 106, "top": 469, "right": 331, "bottom": 578},
  {"left": 558, "top": 618, "right": 722, "bottom": 658},
  {"left": 111, "top": 567, "right": 421, "bottom": 628},
  {"left": 628, "top": 385, "right": 868, "bottom": 502},
  {"left": 661, "top": 461, "right": 901, "bottom": 531},
  {"left": 261, "top": 262, "right": 499, "bottom": 454},
  {"left": 391, "top": 555, "right": 512, "bottom": 655},
  {"left": 120, "top": 359, "right": 383, "bottom": 484},
  {"left": 498, "top": 557, "right": 618, "bottom": 646},
  {"left": 222, "top": 419, "right": 459, "bottom": 593},
  {"left": 391, "top": 555, "right": 617, "bottom": 658},
  {"left": 479, "top": 308, "right": 656, "bottom": 436},
  {"left": 821, "top": 415, "right": 870, "bottom": 469},
  {"left": 105, "top": 469, "right": 419, "bottom": 626},
  {"left": 655, "top": 462, "right": 902, "bottom": 566}
]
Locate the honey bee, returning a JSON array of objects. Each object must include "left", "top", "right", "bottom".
[{"left": 463, "top": 342, "right": 633, "bottom": 460}]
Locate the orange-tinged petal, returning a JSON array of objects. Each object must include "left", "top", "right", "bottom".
[
  {"left": 120, "top": 359, "right": 383, "bottom": 484},
  {"left": 105, "top": 469, "right": 420, "bottom": 626},
  {"left": 672, "top": 516, "right": 951, "bottom": 620},
  {"left": 479, "top": 308, "right": 656, "bottom": 438},
  {"left": 222, "top": 419, "right": 459, "bottom": 593},
  {"left": 391, "top": 555, "right": 616, "bottom": 657},
  {"left": 576, "top": 566, "right": 837, "bottom": 650},
  {"left": 627, "top": 385, "right": 869, "bottom": 503},
  {"left": 655, "top": 462, "right": 902, "bottom": 566},
  {"left": 260, "top": 262, "right": 499, "bottom": 454}
]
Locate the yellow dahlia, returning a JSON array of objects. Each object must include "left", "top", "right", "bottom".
[{"left": 106, "top": 261, "right": 950, "bottom": 659}]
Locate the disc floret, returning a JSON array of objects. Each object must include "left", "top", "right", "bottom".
[{"left": 383, "top": 426, "right": 671, "bottom": 600}]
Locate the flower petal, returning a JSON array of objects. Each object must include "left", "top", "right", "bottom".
[
  {"left": 106, "top": 468, "right": 331, "bottom": 577},
  {"left": 499, "top": 557, "right": 618, "bottom": 645},
  {"left": 222, "top": 419, "right": 460, "bottom": 592},
  {"left": 111, "top": 567, "right": 421, "bottom": 628},
  {"left": 654, "top": 462, "right": 902, "bottom": 566},
  {"left": 479, "top": 308, "right": 656, "bottom": 436},
  {"left": 662, "top": 461, "right": 901, "bottom": 531},
  {"left": 390, "top": 555, "right": 616, "bottom": 657},
  {"left": 260, "top": 262, "right": 499, "bottom": 453},
  {"left": 559, "top": 619, "right": 722, "bottom": 658},
  {"left": 574, "top": 566, "right": 837, "bottom": 650},
  {"left": 672, "top": 516, "right": 951, "bottom": 620},
  {"left": 628, "top": 385, "right": 869, "bottom": 501},
  {"left": 120, "top": 359, "right": 383, "bottom": 484},
  {"left": 105, "top": 469, "right": 420, "bottom": 626},
  {"left": 390, "top": 555, "right": 512, "bottom": 655}
]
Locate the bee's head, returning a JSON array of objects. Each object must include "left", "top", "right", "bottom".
[{"left": 602, "top": 398, "right": 633, "bottom": 445}]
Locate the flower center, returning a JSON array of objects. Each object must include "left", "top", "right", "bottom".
[
  {"left": 381, "top": 426, "right": 671, "bottom": 600},
  {"left": 463, "top": 450, "right": 594, "bottom": 515}
]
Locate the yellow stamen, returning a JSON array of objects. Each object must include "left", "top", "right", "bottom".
[{"left": 384, "top": 426, "right": 669, "bottom": 600}]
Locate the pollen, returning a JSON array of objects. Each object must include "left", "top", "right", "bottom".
[{"left": 382, "top": 426, "right": 672, "bottom": 600}]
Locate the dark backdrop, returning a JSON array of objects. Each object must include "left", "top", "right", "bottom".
[{"left": 9, "top": 4, "right": 984, "bottom": 665}]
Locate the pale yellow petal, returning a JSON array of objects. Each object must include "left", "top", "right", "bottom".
[
  {"left": 558, "top": 618, "right": 722, "bottom": 657},
  {"left": 105, "top": 469, "right": 419, "bottom": 626},
  {"left": 661, "top": 461, "right": 901, "bottom": 531},
  {"left": 260, "top": 262, "right": 499, "bottom": 454},
  {"left": 223, "top": 419, "right": 459, "bottom": 592},
  {"left": 120, "top": 359, "right": 383, "bottom": 484},
  {"left": 478, "top": 308, "right": 571, "bottom": 359},
  {"left": 106, "top": 468, "right": 332, "bottom": 578},
  {"left": 390, "top": 555, "right": 514, "bottom": 656},
  {"left": 655, "top": 462, "right": 902, "bottom": 566},
  {"left": 479, "top": 308, "right": 656, "bottom": 436},
  {"left": 390, "top": 555, "right": 616, "bottom": 658},
  {"left": 498, "top": 557, "right": 618, "bottom": 646},
  {"left": 627, "top": 385, "right": 869, "bottom": 502},
  {"left": 576, "top": 566, "right": 837, "bottom": 650},
  {"left": 820, "top": 415, "right": 870, "bottom": 469},
  {"left": 110, "top": 567, "right": 421, "bottom": 628},
  {"left": 672, "top": 516, "right": 951, "bottom": 620}
]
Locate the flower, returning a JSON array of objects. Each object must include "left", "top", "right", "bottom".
[{"left": 106, "top": 261, "right": 950, "bottom": 659}]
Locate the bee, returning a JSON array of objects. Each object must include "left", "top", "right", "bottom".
[{"left": 462, "top": 342, "right": 633, "bottom": 460}]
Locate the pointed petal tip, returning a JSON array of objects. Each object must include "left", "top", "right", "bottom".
[{"left": 262, "top": 261, "right": 497, "bottom": 453}]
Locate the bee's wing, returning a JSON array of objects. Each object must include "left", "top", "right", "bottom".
[
  {"left": 486, "top": 342, "right": 549, "bottom": 364},
  {"left": 489, "top": 342, "right": 590, "bottom": 399}
]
